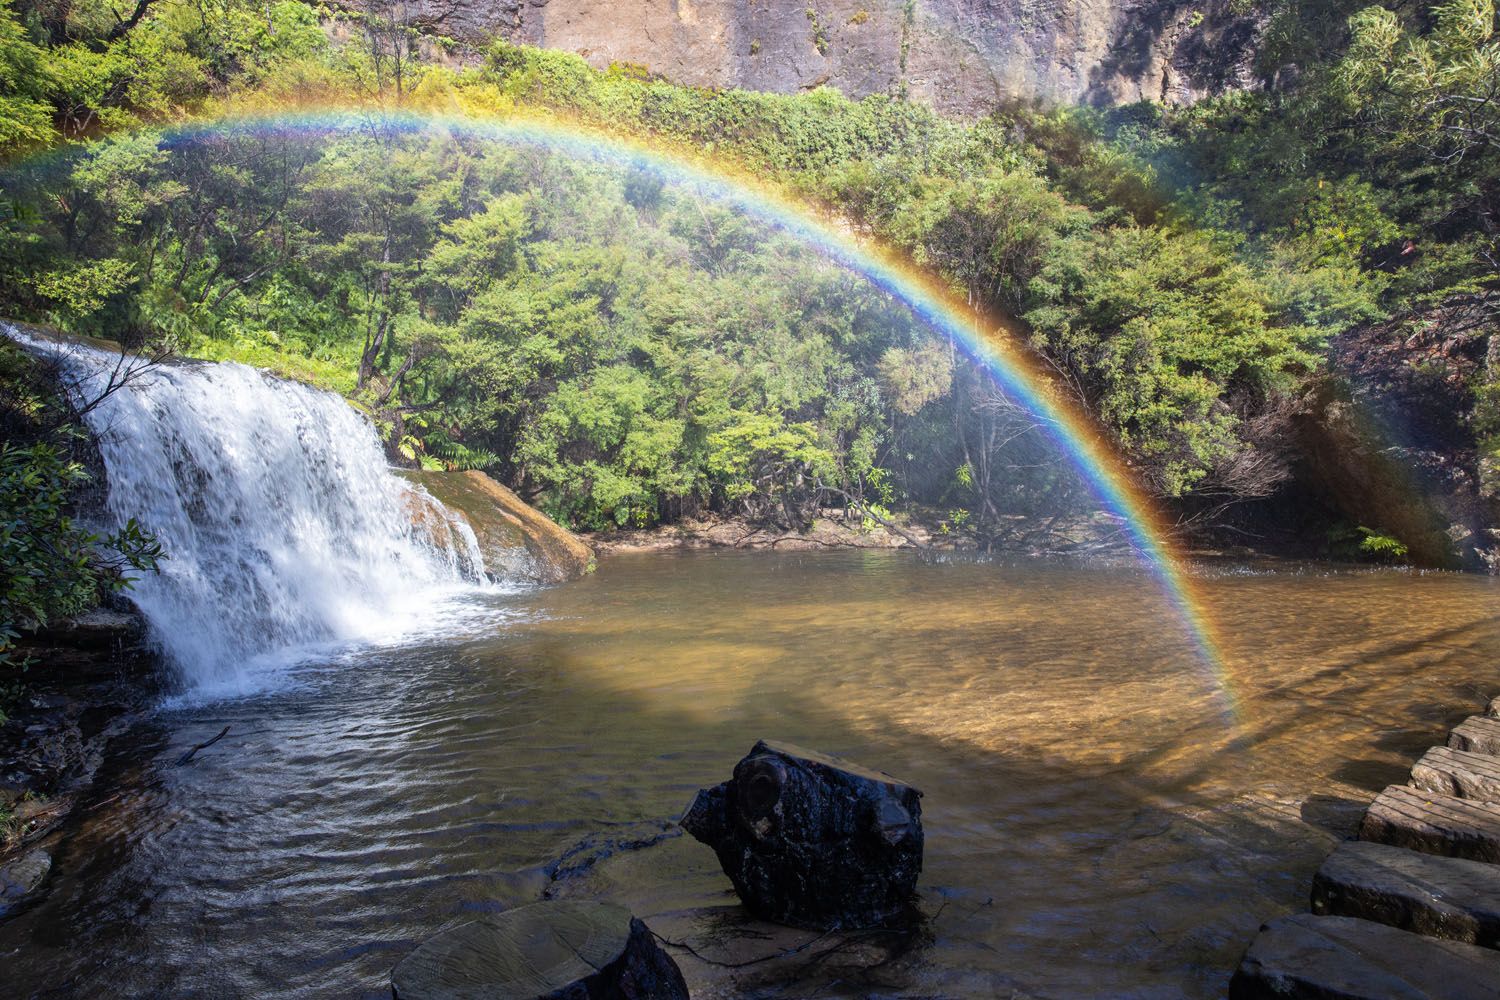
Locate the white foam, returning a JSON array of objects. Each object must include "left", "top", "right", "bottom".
[{"left": 7, "top": 326, "right": 502, "bottom": 698}]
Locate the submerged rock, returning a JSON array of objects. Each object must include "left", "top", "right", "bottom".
[
  {"left": 1229, "top": 913, "right": 1500, "bottom": 999},
  {"left": 391, "top": 899, "right": 688, "bottom": 999},
  {"left": 400, "top": 470, "right": 594, "bottom": 585},
  {"left": 680, "top": 740, "right": 923, "bottom": 930},
  {"left": 0, "top": 850, "right": 52, "bottom": 916}
]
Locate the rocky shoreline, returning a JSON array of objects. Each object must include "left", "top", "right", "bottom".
[
  {"left": 586, "top": 511, "right": 935, "bottom": 556},
  {"left": 0, "top": 608, "right": 158, "bottom": 916},
  {"left": 1230, "top": 691, "right": 1500, "bottom": 996}
]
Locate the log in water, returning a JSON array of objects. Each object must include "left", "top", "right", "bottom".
[
  {"left": 1410, "top": 745, "right": 1500, "bottom": 802},
  {"left": 1450, "top": 716, "right": 1500, "bottom": 756}
]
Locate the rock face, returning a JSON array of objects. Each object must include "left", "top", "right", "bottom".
[
  {"left": 422, "top": 0, "right": 1265, "bottom": 113},
  {"left": 401, "top": 470, "right": 594, "bottom": 585},
  {"left": 391, "top": 899, "right": 689, "bottom": 999},
  {"left": 679, "top": 740, "right": 923, "bottom": 930}
]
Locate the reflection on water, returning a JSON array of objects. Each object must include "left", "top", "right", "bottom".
[{"left": 3, "top": 550, "right": 1498, "bottom": 998}]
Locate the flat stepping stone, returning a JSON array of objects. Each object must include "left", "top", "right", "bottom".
[
  {"left": 1450, "top": 716, "right": 1500, "bottom": 755},
  {"left": 1360, "top": 784, "right": 1500, "bottom": 863},
  {"left": 1229, "top": 913, "right": 1500, "bottom": 999},
  {"left": 1412, "top": 746, "right": 1500, "bottom": 802},
  {"left": 1311, "top": 841, "right": 1500, "bottom": 948},
  {"left": 391, "top": 899, "right": 689, "bottom": 999}
]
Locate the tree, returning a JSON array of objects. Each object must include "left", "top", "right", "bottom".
[
  {"left": 0, "top": 5, "right": 55, "bottom": 157},
  {"left": 1339, "top": 0, "right": 1500, "bottom": 164}
]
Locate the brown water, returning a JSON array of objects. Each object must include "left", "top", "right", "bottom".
[{"left": 3, "top": 549, "right": 1499, "bottom": 998}]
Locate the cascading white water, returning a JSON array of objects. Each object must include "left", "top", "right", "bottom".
[{"left": 7, "top": 327, "right": 488, "bottom": 698}]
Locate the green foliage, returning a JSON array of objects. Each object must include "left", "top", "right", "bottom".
[
  {"left": 0, "top": 5, "right": 53, "bottom": 157},
  {"left": 0, "top": 340, "right": 163, "bottom": 704},
  {"left": 0, "top": 0, "right": 1492, "bottom": 548},
  {"left": 1026, "top": 225, "right": 1324, "bottom": 494},
  {"left": 1328, "top": 521, "right": 1411, "bottom": 561},
  {"left": 1358, "top": 526, "right": 1410, "bottom": 561},
  {"left": 1338, "top": 0, "right": 1499, "bottom": 162},
  {"left": 0, "top": 442, "right": 163, "bottom": 670}
]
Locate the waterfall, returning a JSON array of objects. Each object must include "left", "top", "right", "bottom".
[{"left": 7, "top": 327, "right": 488, "bottom": 698}]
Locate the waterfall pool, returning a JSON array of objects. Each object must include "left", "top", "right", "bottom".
[{"left": 3, "top": 549, "right": 1497, "bottom": 998}]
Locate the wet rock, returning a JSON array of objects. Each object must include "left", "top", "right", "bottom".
[
  {"left": 1449, "top": 715, "right": 1500, "bottom": 755},
  {"left": 1411, "top": 745, "right": 1500, "bottom": 802},
  {"left": 400, "top": 470, "right": 594, "bottom": 585},
  {"left": 679, "top": 739, "right": 923, "bottom": 930},
  {"left": 1311, "top": 841, "right": 1500, "bottom": 948},
  {"left": 391, "top": 899, "right": 688, "bottom": 999},
  {"left": 15, "top": 607, "right": 152, "bottom": 683},
  {"left": 1229, "top": 913, "right": 1500, "bottom": 999},
  {"left": 0, "top": 850, "right": 52, "bottom": 916},
  {"left": 1359, "top": 784, "right": 1500, "bottom": 863},
  {"left": 30, "top": 608, "right": 145, "bottom": 651}
]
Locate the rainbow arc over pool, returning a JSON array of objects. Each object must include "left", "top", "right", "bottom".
[{"left": 35, "top": 105, "right": 1239, "bottom": 716}]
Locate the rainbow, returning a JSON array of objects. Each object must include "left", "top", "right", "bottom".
[{"left": 20, "top": 106, "right": 1238, "bottom": 715}]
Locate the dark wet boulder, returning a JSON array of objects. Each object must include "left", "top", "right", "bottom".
[
  {"left": 679, "top": 740, "right": 923, "bottom": 930},
  {"left": 0, "top": 849, "right": 51, "bottom": 916},
  {"left": 391, "top": 899, "right": 687, "bottom": 1000}
]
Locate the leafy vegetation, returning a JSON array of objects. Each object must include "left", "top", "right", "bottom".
[
  {"left": 0, "top": 0, "right": 1492, "bottom": 567},
  {"left": 0, "top": 339, "right": 161, "bottom": 710}
]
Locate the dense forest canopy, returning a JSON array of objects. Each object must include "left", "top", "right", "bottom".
[{"left": 0, "top": 0, "right": 1495, "bottom": 561}]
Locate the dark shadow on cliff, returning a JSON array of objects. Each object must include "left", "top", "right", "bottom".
[{"left": 1082, "top": 0, "right": 1262, "bottom": 106}]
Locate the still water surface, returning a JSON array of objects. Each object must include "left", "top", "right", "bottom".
[{"left": 4, "top": 549, "right": 1499, "bottom": 998}]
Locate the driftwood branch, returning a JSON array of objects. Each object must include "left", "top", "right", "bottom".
[
  {"left": 818, "top": 486, "right": 929, "bottom": 549},
  {"left": 175, "top": 725, "right": 230, "bottom": 765}
]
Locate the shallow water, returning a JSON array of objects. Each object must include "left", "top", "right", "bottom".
[{"left": 4, "top": 549, "right": 1499, "bottom": 998}]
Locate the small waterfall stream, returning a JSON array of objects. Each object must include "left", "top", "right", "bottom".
[{"left": 8, "top": 327, "right": 488, "bottom": 697}]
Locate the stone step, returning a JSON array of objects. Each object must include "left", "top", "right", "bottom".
[
  {"left": 1359, "top": 784, "right": 1500, "bottom": 863},
  {"left": 1229, "top": 913, "right": 1500, "bottom": 999},
  {"left": 1412, "top": 745, "right": 1500, "bottom": 803},
  {"left": 1311, "top": 841, "right": 1500, "bottom": 948},
  {"left": 1450, "top": 715, "right": 1500, "bottom": 755}
]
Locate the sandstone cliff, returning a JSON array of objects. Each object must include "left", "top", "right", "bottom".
[
  {"left": 428, "top": 0, "right": 1265, "bottom": 113},
  {"left": 401, "top": 470, "right": 596, "bottom": 584}
]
